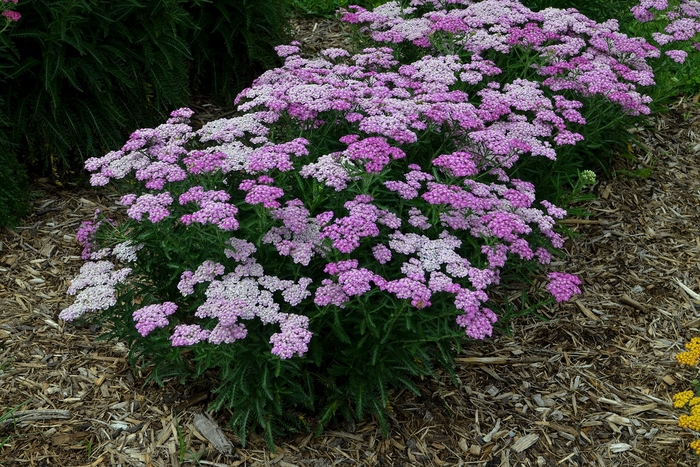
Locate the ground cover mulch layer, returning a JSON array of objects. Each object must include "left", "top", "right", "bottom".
[{"left": 3, "top": 17, "right": 700, "bottom": 467}]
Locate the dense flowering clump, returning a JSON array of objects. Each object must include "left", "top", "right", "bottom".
[
  {"left": 342, "top": 0, "right": 659, "bottom": 115},
  {"left": 64, "top": 0, "right": 689, "bottom": 360},
  {"left": 61, "top": 0, "right": 700, "bottom": 443}
]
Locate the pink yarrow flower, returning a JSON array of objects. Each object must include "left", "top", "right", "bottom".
[
  {"left": 59, "top": 261, "right": 132, "bottom": 321},
  {"left": 2, "top": 9, "right": 20, "bottom": 21},
  {"left": 546, "top": 272, "right": 582, "bottom": 302},
  {"left": 133, "top": 302, "right": 178, "bottom": 337}
]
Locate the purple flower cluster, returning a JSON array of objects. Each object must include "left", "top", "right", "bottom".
[
  {"left": 85, "top": 110, "right": 196, "bottom": 187},
  {"left": 133, "top": 302, "right": 178, "bottom": 337},
  {"left": 170, "top": 324, "right": 211, "bottom": 347},
  {"left": 270, "top": 313, "right": 313, "bottom": 359},
  {"left": 126, "top": 192, "right": 174, "bottom": 223},
  {"left": 178, "top": 260, "right": 226, "bottom": 296},
  {"left": 178, "top": 186, "right": 239, "bottom": 230},
  {"left": 2, "top": 9, "right": 19, "bottom": 22},
  {"left": 343, "top": 136, "right": 406, "bottom": 173},
  {"left": 247, "top": 138, "right": 310, "bottom": 173},
  {"left": 546, "top": 272, "right": 582, "bottom": 302},
  {"left": 76, "top": 219, "right": 100, "bottom": 260},
  {"left": 2, "top": 0, "right": 20, "bottom": 23},
  {"left": 224, "top": 237, "right": 257, "bottom": 262},
  {"left": 171, "top": 258, "right": 312, "bottom": 353},
  {"left": 319, "top": 195, "right": 399, "bottom": 253},
  {"left": 263, "top": 200, "right": 327, "bottom": 265},
  {"left": 239, "top": 176, "right": 285, "bottom": 208},
  {"left": 75, "top": 210, "right": 120, "bottom": 260},
  {"left": 183, "top": 150, "right": 227, "bottom": 174},
  {"left": 633, "top": 0, "right": 700, "bottom": 61}
]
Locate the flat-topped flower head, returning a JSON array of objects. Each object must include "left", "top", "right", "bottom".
[{"left": 546, "top": 272, "right": 582, "bottom": 302}]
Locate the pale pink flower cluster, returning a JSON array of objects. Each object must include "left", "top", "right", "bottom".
[
  {"left": 60, "top": 261, "right": 132, "bottom": 321},
  {"left": 170, "top": 258, "right": 313, "bottom": 357}
]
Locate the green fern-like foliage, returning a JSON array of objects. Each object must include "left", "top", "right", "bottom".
[{"left": 108, "top": 277, "right": 466, "bottom": 445}]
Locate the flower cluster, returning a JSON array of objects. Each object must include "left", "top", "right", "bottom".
[
  {"left": 171, "top": 258, "right": 313, "bottom": 351},
  {"left": 673, "top": 338, "right": 700, "bottom": 455},
  {"left": 1, "top": 0, "right": 20, "bottom": 26},
  {"left": 679, "top": 399, "right": 700, "bottom": 431},
  {"left": 677, "top": 337, "right": 700, "bottom": 366},
  {"left": 546, "top": 272, "right": 582, "bottom": 302},
  {"left": 133, "top": 302, "right": 178, "bottom": 337},
  {"left": 59, "top": 261, "right": 132, "bottom": 321}
]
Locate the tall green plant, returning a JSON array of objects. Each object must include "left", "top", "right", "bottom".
[
  {"left": 0, "top": 152, "right": 30, "bottom": 228},
  {"left": 4, "top": 0, "right": 194, "bottom": 174},
  {"left": 185, "top": 0, "right": 289, "bottom": 105},
  {"left": 0, "top": 0, "right": 29, "bottom": 228}
]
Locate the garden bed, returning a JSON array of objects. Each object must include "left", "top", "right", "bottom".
[
  {"left": 2, "top": 9, "right": 700, "bottom": 467},
  {"left": 1, "top": 90, "right": 699, "bottom": 467}
]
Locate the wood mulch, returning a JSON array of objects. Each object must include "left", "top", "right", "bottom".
[{"left": 2, "top": 16, "right": 700, "bottom": 467}]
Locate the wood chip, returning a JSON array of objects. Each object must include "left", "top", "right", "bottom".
[
  {"left": 511, "top": 433, "right": 539, "bottom": 453},
  {"left": 575, "top": 300, "right": 600, "bottom": 321},
  {"left": 610, "top": 443, "right": 632, "bottom": 453},
  {"left": 455, "top": 356, "right": 508, "bottom": 364},
  {"left": 620, "top": 295, "right": 647, "bottom": 312},
  {"left": 192, "top": 411, "right": 235, "bottom": 456},
  {"left": 0, "top": 409, "right": 71, "bottom": 430}
]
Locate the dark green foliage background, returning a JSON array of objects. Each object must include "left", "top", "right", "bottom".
[
  {"left": 0, "top": 0, "right": 289, "bottom": 228},
  {"left": 287, "top": 0, "right": 389, "bottom": 17},
  {"left": 185, "top": 0, "right": 289, "bottom": 105},
  {"left": 0, "top": 151, "right": 30, "bottom": 228}
]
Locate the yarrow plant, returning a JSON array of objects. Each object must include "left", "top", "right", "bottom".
[
  {"left": 60, "top": 0, "right": 695, "bottom": 446},
  {"left": 673, "top": 337, "right": 700, "bottom": 455}
]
